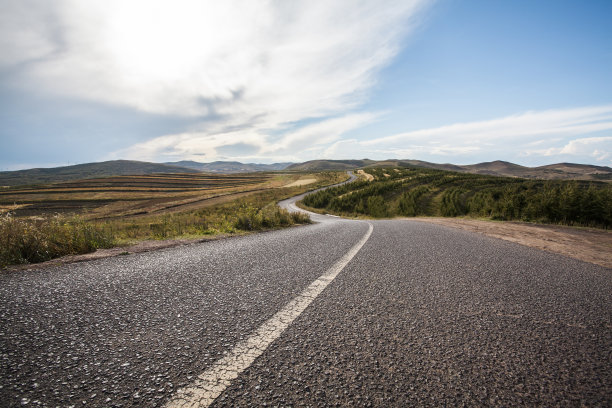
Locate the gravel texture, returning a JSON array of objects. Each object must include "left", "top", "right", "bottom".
[
  {"left": 0, "top": 219, "right": 367, "bottom": 407},
  {"left": 215, "top": 220, "right": 611, "bottom": 407}
]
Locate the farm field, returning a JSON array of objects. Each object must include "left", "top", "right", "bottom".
[
  {"left": 0, "top": 172, "right": 326, "bottom": 219},
  {"left": 0, "top": 173, "right": 268, "bottom": 218},
  {"left": 0, "top": 171, "right": 348, "bottom": 267}
]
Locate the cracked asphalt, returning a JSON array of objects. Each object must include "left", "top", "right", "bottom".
[{"left": 1, "top": 182, "right": 610, "bottom": 407}]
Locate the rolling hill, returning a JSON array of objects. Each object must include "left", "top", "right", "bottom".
[
  {"left": 4, "top": 158, "right": 610, "bottom": 187},
  {"left": 165, "top": 161, "right": 293, "bottom": 173},
  {"left": 0, "top": 160, "right": 199, "bottom": 186},
  {"left": 0, "top": 160, "right": 297, "bottom": 186},
  {"left": 288, "top": 159, "right": 612, "bottom": 181},
  {"left": 287, "top": 159, "right": 465, "bottom": 172},
  {"left": 286, "top": 159, "right": 378, "bottom": 170}
]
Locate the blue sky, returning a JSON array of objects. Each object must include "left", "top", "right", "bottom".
[{"left": 1, "top": 0, "right": 611, "bottom": 170}]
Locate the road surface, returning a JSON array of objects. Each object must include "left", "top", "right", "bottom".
[{"left": 1, "top": 176, "right": 610, "bottom": 407}]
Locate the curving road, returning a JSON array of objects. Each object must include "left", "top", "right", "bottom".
[{"left": 1, "top": 174, "right": 610, "bottom": 407}]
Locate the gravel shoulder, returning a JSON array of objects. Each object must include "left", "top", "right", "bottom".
[{"left": 410, "top": 217, "right": 612, "bottom": 269}]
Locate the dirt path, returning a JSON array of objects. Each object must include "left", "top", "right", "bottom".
[
  {"left": 357, "top": 169, "right": 374, "bottom": 181},
  {"left": 283, "top": 178, "right": 317, "bottom": 187},
  {"left": 411, "top": 217, "right": 612, "bottom": 269}
]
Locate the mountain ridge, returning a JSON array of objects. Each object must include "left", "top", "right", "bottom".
[
  {"left": 0, "top": 160, "right": 199, "bottom": 186},
  {"left": 164, "top": 160, "right": 292, "bottom": 173},
  {"left": 287, "top": 159, "right": 612, "bottom": 181},
  {"left": 2, "top": 158, "right": 610, "bottom": 186}
]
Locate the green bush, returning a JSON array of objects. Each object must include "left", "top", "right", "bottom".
[{"left": 233, "top": 204, "right": 311, "bottom": 231}]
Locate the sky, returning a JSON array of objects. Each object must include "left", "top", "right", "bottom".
[{"left": 1, "top": 0, "right": 611, "bottom": 170}]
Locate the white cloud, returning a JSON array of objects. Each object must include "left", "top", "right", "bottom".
[
  {"left": 0, "top": 1, "right": 59, "bottom": 69},
  {"left": 363, "top": 105, "right": 612, "bottom": 147},
  {"left": 352, "top": 105, "right": 612, "bottom": 165},
  {"left": 112, "top": 112, "right": 380, "bottom": 162},
  {"left": 4, "top": 2, "right": 611, "bottom": 167},
  {"left": 522, "top": 136, "right": 612, "bottom": 163},
  {"left": 113, "top": 129, "right": 266, "bottom": 163},
  {"left": 531, "top": 136, "right": 612, "bottom": 162},
  {"left": 558, "top": 136, "right": 612, "bottom": 156},
  {"left": 112, "top": 105, "right": 612, "bottom": 165},
  {"left": 3, "top": 0, "right": 426, "bottom": 125},
  {"left": 262, "top": 112, "right": 380, "bottom": 153}
]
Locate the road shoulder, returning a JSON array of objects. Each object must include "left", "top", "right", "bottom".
[{"left": 409, "top": 217, "right": 612, "bottom": 269}]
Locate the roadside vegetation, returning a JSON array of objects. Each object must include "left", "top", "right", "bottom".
[
  {"left": 0, "top": 214, "right": 115, "bottom": 267},
  {"left": 0, "top": 171, "right": 347, "bottom": 268},
  {"left": 302, "top": 167, "right": 612, "bottom": 228}
]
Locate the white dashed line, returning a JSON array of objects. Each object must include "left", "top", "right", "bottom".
[{"left": 165, "top": 223, "right": 374, "bottom": 408}]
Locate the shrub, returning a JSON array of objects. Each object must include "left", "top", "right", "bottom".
[
  {"left": 0, "top": 213, "right": 115, "bottom": 267},
  {"left": 233, "top": 205, "right": 311, "bottom": 231}
]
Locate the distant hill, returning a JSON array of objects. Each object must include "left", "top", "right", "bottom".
[
  {"left": 288, "top": 159, "right": 612, "bottom": 181},
  {"left": 165, "top": 160, "right": 293, "bottom": 173},
  {"left": 287, "top": 159, "right": 463, "bottom": 172},
  {"left": 286, "top": 159, "right": 377, "bottom": 170},
  {"left": 0, "top": 160, "right": 198, "bottom": 186},
  {"left": 375, "top": 160, "right": 465, "bottom": 172},
  {"left": 4, "top": 158, "right": 609, "bottom": 187},
  {"left": 461, "top": 160, "right": 612, "bottom": 180},
  {"left": 528, "top": 163, "right": 612, "bottom": 181},
  {"left": 462, "top": 160, "right": 529, "bottom": 176}
]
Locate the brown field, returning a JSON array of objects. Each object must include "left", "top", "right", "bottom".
[
  {"left": 1, "top": 171, "right": 349, "bottom": 268},
  {"left": 0, "top": 172, "right": 309, "bottom": 219}
]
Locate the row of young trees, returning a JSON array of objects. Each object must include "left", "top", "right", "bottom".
[
  {"left": 301, "top": 167, "right": 612, "bottom": 228},
  {"left": 441, "top": 181, "right": 612, "bottom": 226}
]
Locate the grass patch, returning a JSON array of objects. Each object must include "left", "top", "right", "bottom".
[
  {"left": 0, "top": 214, "right": 115, "bottom": 267},
  {"left": 100, "top": 190, "right": 313, "bottom": 242},
  {"left": 1, "top": 171, "right": 347, "bottom": 268}
]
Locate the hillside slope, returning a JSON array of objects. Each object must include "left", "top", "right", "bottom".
[
  {"left": 0, "top": 160, "right": 198, "bottom": 186},
  {"left": 165, "top": 161, "right": 293, "bottom": 173},
  {"left": 288, "top": 159, "right": 612, "bottom": 181},
  {"left": 302, "top": 166, "right": 612, "bottom": 228},
  {"left": 286, "top": 159, "right": 377, "bottom": 170}
]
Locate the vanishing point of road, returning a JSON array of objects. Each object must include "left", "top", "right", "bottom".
[{"left": 1, "top": 175, "right": 610, "bottom": 407}]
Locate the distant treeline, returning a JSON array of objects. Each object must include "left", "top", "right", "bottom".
[{"left": 302, "top": 167, "right": 612, "bottom": 228}]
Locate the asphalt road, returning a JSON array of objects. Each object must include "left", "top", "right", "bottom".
[{"left": 1, "top": 178, "right": 610, "bottom": 407}]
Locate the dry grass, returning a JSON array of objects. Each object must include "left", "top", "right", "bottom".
[
  {"left": 0, "top": 173, "right": 276, "bottom": 218},
  {"left": 0, "top": 213, "right": 114, "bottom": 267},
  {"left": 97, "top": 188, "right": 313, "bottom": 242},
  {"left": 356, "top": 169, "right": 374, "bottom": 181},
  {"left": 0, "top": 171, "right": 348, "bottom": 267},
  {"left": 283, "top": 178, "right": 317, "bottom": 187}
]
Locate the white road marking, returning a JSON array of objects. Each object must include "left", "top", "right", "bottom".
[{"left": 165, "top": 223, "right": 374, "bottom": 408}]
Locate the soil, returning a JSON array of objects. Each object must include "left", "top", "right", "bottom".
[
  {"left": 283, "top": 178, "right": 317, "bottom": 187},
  {"left": 356, "top": 169, "right": 374, "bottom": 181},
  {"left": 411, "top": 217, "right": 612, "bottom": 269}
]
